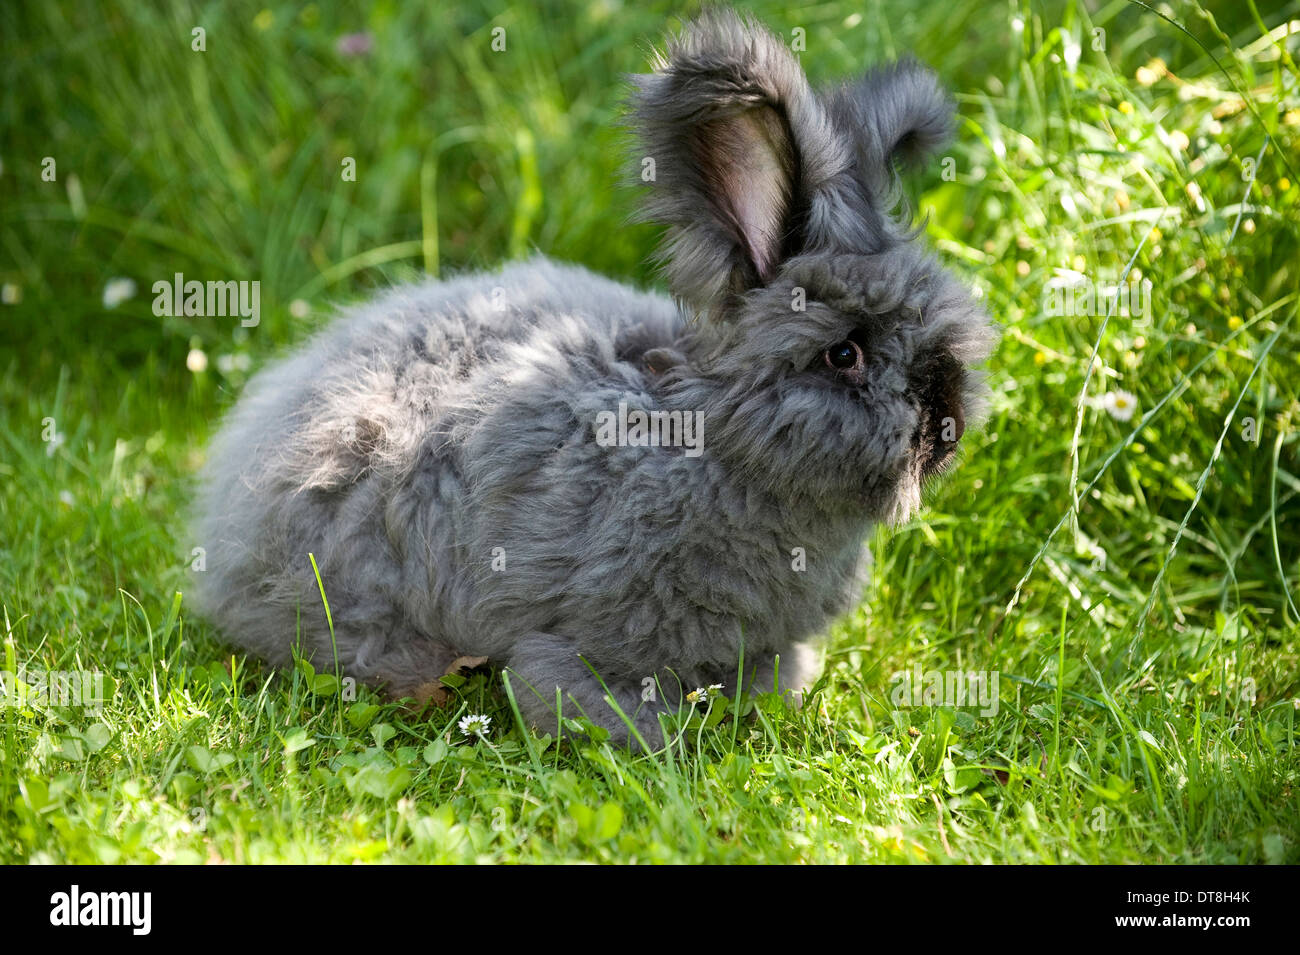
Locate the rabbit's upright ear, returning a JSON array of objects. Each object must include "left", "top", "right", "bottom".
[
  {"left": 823, "top": 59, "right": 954, "bottom": 205},
  {"left": 628, "top": 10, "right": 828, "bottom": 312}
]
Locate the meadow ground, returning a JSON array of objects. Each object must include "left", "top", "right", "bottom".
[{"left": 1, "top": 0, "right": 1297, "bottom": 863}]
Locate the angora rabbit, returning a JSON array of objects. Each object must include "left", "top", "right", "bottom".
[{"left": 194, "top": 8, "right": 994, "bottom": 747}]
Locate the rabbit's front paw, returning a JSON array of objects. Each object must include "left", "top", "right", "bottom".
[{"left": 504, "top": 633, "right": 674, "bottom": 751}]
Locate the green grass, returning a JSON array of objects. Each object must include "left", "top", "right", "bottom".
[{"left": 1, "top": 0, "right": 1297, "bottom": 863}]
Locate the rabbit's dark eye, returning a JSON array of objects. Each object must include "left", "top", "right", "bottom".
[{"left": 823, "top": 340, "right": 863, "bottom": 372}]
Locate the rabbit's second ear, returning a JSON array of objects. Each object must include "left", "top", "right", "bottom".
[
  {"left": 824, "top": 58, "right": 954, "bottom": 203},
  {"left": 629, "top": 10, "right": 817, "bottom": 313}
]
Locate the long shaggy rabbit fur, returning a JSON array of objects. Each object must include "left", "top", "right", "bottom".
[{"left": 194, "top": 8, "right": 995, "bottom": 748}]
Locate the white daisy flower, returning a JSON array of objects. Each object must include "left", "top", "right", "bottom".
[
  {"left": 186, "top": 348, "right": 208, "bottom": 373},
  {"left": 102, "top": 277, "right": 136, "bottom": 309},
  {"left": 1102, "top": 390, "right": 1137, "bottom": 422},
  {"left": 687, "top": 683, "right": 725, "bottom": 704},
  {"left": 1063, "top": 39, "right": 1081, "bottom": 73},
  {"left": 458, "top": 713, "right": 491, "bottom": 738},
  {"left": 289, "top": 298, "right": 311, "bottom": 319},
  {"left": 1, "top": 282, "right": 20, "bottom": 305}
]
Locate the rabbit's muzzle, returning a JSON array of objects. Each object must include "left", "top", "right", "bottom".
[{"left": 910, "top": 351, "right": 967, "bottom": 477}]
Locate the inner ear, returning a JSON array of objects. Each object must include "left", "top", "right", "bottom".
[{"left": 691, "top": 105, "right": 796, "bottom": 288}]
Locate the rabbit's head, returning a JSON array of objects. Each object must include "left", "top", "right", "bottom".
[{"left": 629, "top": 9, "right": 995, "bottom": 523}]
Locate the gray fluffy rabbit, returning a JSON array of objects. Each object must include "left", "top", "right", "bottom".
[{"left": 194, "top": 9, "right": 995, "bottom": 747}]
